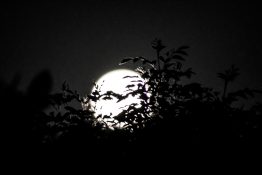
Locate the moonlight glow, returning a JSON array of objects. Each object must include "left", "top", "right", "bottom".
[{"left": 88, "top": 69, "right": 146, "bottom": 128}]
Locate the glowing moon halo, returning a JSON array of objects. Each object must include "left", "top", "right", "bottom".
[{"left": 89, "top": 69, "right": 146, "bottom": 128}]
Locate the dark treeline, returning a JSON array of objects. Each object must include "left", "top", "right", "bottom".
[{"left": 1, "top": 40, "right": 261, "bottom": 165}]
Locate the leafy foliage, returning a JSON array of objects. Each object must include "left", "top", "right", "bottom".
[{"left": 1, "top": 40, "right": 261, "bottom": 161}]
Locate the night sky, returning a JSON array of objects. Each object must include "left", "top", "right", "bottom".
[{"left": 1, "top": 1, "right": 262, "bottom": 100}]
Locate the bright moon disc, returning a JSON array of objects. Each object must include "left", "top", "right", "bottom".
[{"left": 88, "top": 69, "right": 146, "bottom": 128}]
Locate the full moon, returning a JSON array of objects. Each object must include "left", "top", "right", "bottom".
[{"left": 88, "top": 69, "right": 146, "bottom": 128}]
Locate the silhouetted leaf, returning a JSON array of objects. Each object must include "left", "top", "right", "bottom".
[
  {"left": 159, "top": 56, "right": 165, "bottom": 62},
  {"left": 164, "top": 63, "right": 175, "bottom": 69},
  {"left": 119, "top": 58, "right": 133, "bottom": 65},
  {"left": 102, "top": 96, "right": 113, "bottom": 100},
  {"left": 131, "top": 80, "right": 143, "bottom": 83},
  {"left": 177, "top": 45, "right": 190, "bottom": 51},
  {"left": 126, "top": 84, "right": 135, "bottom": 88},
  {"left": 172, "top": 55, "right": 185, "bottom": 61},
  {"left": 123, "top": 75, "right": 139, "bottom": 79},
  {"left": 175, "top": 50, "right": 188, "bottom": 56}
]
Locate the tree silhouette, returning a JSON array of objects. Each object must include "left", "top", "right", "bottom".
[{"left": 1, "top": 40, "right": 261, "bottom": 163}]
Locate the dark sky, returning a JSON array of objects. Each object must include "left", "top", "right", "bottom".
[{"left": 1, "top": 1, "right": 262, "bottom": 100}]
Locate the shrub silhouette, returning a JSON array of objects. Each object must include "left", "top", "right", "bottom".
[
  {"left": 1, "top": 40, "right": 261, "bottom": 162},
  {"left": 0, "top": 70, "right": 53, "bottom": 154},
  {"left": 42, "top": 39, "right": 261, "bottom": 158}
]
